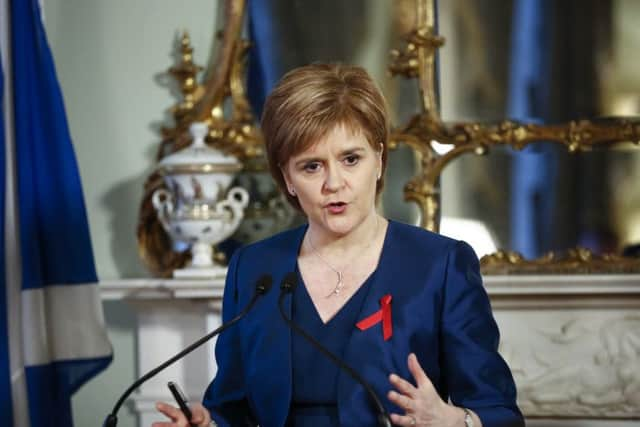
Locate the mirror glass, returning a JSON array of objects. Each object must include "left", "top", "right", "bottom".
[{"left": 437, "top": 0, "right": 640, "bottom": 259}]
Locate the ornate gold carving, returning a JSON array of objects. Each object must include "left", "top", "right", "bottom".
[
  {"left": 389, "top": 0, "right": 640, "bottom": 274},
  {"left": 388, "top": 0, "right": 443, "bottom": 231},
  {"left": 481, "top": 247, "right": 640, "bottom": 275},
  {"left": 389, "top": 1, "right": 443, "bottom": 118},
  {"left": 156, "top": 32, "right": 205, "bottom": 161},
  {"left": 205, "top": 37, "right": 264, "bottom": 163},
  {"left": 391, "top": 116, "right": 640, "bottom": 232},
  {"left": 167, "top": 33, "right": 204, "bottom": 130},
  {"left": 156, "top": 0, "right": 261, "bottom": 161},
  {"left": 421, "top": 117, "right": 640, "bottom": 152}
]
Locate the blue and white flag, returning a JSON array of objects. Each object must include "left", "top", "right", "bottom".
[{"left": 1, "top": 1, "right": 113, "bottom": 426}]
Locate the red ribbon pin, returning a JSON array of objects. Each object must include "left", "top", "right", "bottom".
[{"left": 356, "top": 294, "right": 393, "bottom": 341}]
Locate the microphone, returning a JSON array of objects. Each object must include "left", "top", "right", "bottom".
[
  {"left": 104, "top": 274, "right": 273, "bottom": 427},
  {"left": 278, "top": 272, "right": 392, "bottom": 427}
]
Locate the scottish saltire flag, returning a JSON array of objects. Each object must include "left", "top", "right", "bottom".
[
  {"left": 508, "top": 0, "right": 557, "bottom": 259},
  {"left": 1, "top": 0, "right": 112, "bottom": 426}
]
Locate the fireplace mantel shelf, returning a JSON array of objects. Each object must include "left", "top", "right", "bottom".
[
  {"left": 99, "top": 276, "right": 226, "bottom": 300},
  {"left": 98, "top": 274, "right": 640, "bottom": 301}
]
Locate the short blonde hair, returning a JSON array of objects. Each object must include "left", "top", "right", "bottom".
[{"left": 261, "top": 63, "right": 390, "bottom": 211}]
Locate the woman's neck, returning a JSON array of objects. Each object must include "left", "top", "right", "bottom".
[{"left": 306, "top": 212, "right": 382, "bottom": 256}]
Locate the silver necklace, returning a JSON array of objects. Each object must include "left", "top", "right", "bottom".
[{"left": 307, "top": 216, "right": 379, "bottom": 298}]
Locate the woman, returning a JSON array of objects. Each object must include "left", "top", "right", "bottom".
[{"left": 154, "top": 63, "right": 524, "bottom": 427}]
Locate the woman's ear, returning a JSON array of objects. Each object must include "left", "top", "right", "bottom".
[{"left": 281, "top": 165, "right": 295, "bottom": 196}]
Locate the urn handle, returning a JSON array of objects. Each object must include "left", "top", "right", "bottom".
[
  {"left": 216, "top": 186, "right": 250, "bottom": 234},
  {"left": 151, "top": 188, "right": 174, "bottom": 232}
]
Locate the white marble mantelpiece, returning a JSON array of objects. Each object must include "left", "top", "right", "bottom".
[
  {"left": 101, "top": 274, "right": 640, "bottom": 426},
  {"left": 484, "top": 274, "right": 640, "bottom": 308},
  {"left": 485, "top": 274, "right": 640, "bottom": 423}
]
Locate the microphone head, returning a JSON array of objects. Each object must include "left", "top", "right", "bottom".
[
  {"left": 104, "top": 414, "right": 118, "bottom": 427},
  {"left": 280, "top": 272, "right": 298, "bottom": 293},
  {"left": 255, "top": 275, "right": 273, "bottom": 295}
]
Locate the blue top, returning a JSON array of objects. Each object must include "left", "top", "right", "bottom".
[
  {"left": 204, "top": 220, "right": 525, "bottom": 427},
  {"left": 286, "top": 270, "right": 374, "bottom": 426}
]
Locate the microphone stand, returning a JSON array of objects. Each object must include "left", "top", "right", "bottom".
[
  {"left": 103, "top": 275, "right": 272, "bottom": 427},
  {"left": 278, "top": 273, "right": 392, "bottom": 427}
]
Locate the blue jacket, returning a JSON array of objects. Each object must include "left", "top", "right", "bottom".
[{"left": 203, "top": 220, "right": 524, "bottom": 427}]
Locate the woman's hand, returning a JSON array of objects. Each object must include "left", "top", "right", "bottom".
[
  {"left": 388, "top": 353, "right": 466, "bottom": 427},
  {"left": 152, "top": 401, "right": 212, "bottom": 427}
]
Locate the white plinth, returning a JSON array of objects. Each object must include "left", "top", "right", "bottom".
[
  {"left": 173, "top": 266, "right": 227, "bottom": 279},
  {"left": 100, "top": 277, "right": 225, "bottom": 427}
]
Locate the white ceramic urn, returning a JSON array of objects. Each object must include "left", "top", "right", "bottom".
[{"left": 152, "top": 122, "right": 249, "bottom": 277}]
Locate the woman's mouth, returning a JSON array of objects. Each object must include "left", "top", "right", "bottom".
[{"left": 326, "top": 202, "right": 347, "bottom": 214}]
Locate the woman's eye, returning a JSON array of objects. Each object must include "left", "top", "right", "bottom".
[
  {"left": 344, "top": 154, "right": 360, "bottom": 165},
  {"left": 303, "top": 162, "right": 321, "bottom": 172}
]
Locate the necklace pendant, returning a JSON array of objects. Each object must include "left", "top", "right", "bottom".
[
  {"left": 327, "top": 271, "right": 344, "bottom": 298},
  {"left": 334, "top": 272, "right": 343, "bottom": 295}
]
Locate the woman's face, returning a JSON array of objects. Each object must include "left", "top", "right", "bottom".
[{"left": 282, "top": 124, "right": 382, "bottom": 238}]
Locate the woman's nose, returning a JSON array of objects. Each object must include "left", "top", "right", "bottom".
[{"left": 323, "top": 164, "right": 345, "bottom": 192}]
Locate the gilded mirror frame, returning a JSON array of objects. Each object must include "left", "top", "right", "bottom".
[{"left": 137, "top": 0, "right": 640, "bottom": 276}]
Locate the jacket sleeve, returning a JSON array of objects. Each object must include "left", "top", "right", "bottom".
[
  {"left": 202, "top": 247, "right": 257, "bottom": 426},
  {"left": 440, "top": 241, "right": 525, "bottom": 427}
]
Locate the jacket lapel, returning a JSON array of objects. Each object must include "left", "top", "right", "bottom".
[
  {"left": 248, "top": 225, "right": 306, "bottom": 427},
  {"left": 337, "top": 221, "right": 403, "bottom": 427}
]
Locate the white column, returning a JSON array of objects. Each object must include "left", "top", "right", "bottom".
[{"left": 101, "top": 278, "right": 224, "bottom": 426}]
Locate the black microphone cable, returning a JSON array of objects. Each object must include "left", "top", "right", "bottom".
[
  {"left": 104, "top": 274, "right": 273, "bottom": 427},
  {"left": 278, "top": 272, "right": 392, "bottom": 427}
]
